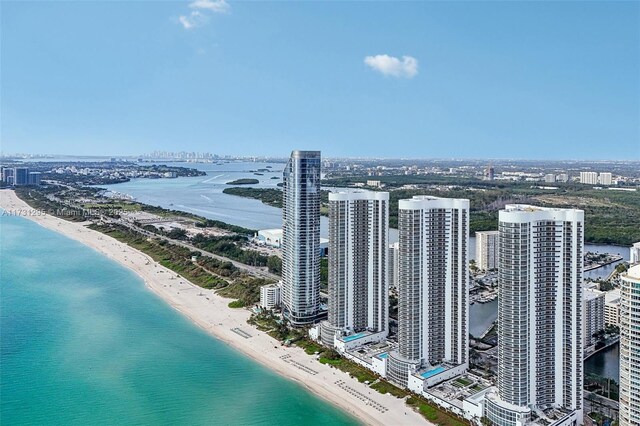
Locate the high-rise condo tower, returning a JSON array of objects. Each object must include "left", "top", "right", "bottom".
[
  {"left": 281, "top": 150, "right": 321, "bottom": 326},
  {"left": 387, "top": 196, "right": 469, "bottom": 388},
  {"left": 619, "top": 264, "right": 640, "bottom": 426},
  {"left": 320, "top": 190, "right": 389, "bottom": 346},
  {"left": 485, "top": 205, "right": 584, "bottom": 426}
]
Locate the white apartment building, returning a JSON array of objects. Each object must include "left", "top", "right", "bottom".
[
  {"left": 583, "top": 288, "right": 605, "bottom": 349},
  {"left": 476, "top": 230, "right": 499, "bottom": 271},
  {"left": 630, "top": 242, "right": 640, "bottom": 265},
  {"left": 260, "top": 283, "right": 282, "bottom": 310},
  {"left": 320, "top": 190, "right": 389, "bottom": 347},
  {"left": 604, "top": 289, "right": 621, "bottom": 327},
  {"left": 619, "top": 264, "right": 640, "bottom": 426},
  {"left": 387, "top": 196, "right": 469, "bottom": 389},
  {"left": 388, "top": 242, "right": 399, "bottom": 290},
  {"left": 598, "top": 172, "right": 613, "bottom": 186},
  {"left": 484, "top": 205, "right": 584, "bottom": 426},
  {"left": 281, "top": 150, "right": 322, "bottom": 326},
  {"left": 580, "top": 171, "right": 598, "bottom": 185},
  {"left": 545, "top": 173, "right": 556, "bottom": 183}
]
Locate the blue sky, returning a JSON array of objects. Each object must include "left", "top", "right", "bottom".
[{"left": 1, "top": 1, "right": 639, "bottom": 159}]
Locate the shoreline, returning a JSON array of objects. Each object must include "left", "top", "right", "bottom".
[{"left": 0, "top": 189, "right": 429, "bottom": 426}]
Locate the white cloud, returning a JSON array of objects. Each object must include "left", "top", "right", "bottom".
[
  {"left": 178, "top": 11, "right": 208, "bottom": 29},
  {"left": 177, "top": 0, "right": 229, "bottom": 30},
  {"left": 364, "top": 54, "right": 418, "bottom": 78},
  {"left": 189, "top": 0, "right": 229, "bottom": 14}
]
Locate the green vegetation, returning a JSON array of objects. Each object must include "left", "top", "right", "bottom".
[
  {"left": 598, "top": 280, "right": 615, "bottom": 291},
  {"left": 223, "top": 187, "right": 283, "bottom": 208},
  {"left": 324, "top": 175, "right": 640, "bottom": 244},
  {"left": 615, "top": 262, "right": 630, "bottom": 274},
  {"left": 369, "top": 380, "right": 409, "bottom": 398},
  {"left": 296, "top": 338, "right": 324, "bottom": 355},
  {"left": 584, "top": 373, "right": 619, "bottom": 401},
  {"left": 195, "top": 219, "right": 255, "bottom": 235},
  {"left": 87, "top": 223, "right": 271, "bottom": 305},
  {"left": 226, "top": 178, "right": 259, "bottom": 185},
  {"left": 406, "top": 396, "right": 468, "bottom": 426},
  {"left": 228, "top": 300, "right": 246, "bottom": 308},
  {"left": 15, "top": 185, "right": 91, "bottom": 222},
  {"left": 217, "top": 277, "right": 272, "bottom": 306},
  {"left": 267, "top": 255, "right": 282, "bottom": 275},
  {"left": 89, "top": 223, "right": 229, "bottom": 289},
  {"left": 455, "top": 377, "right": 473, "bottom": 387},
  {"left": 248, "top": 312, "right": 305, "bottom": 342},
  {"left": 82, "top": 201, "right": 142, "bottom": 211},
  {"left": 222, "top": 187, "right": 331, "bottom": 213},
  {"left": 190, "top": 233, "right": 271, "bottom": 267}
]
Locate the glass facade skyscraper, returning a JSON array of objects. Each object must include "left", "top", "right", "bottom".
[{"left": 281, "top": 150, "right": 321, "bottom": 326}]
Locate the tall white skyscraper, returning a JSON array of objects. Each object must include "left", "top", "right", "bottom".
[
  {"left": 387, "top": 196, "right": 469, "bottom": 388},
  {"left": 619, "top": 264, "right": 640, "bottom": 426},
  {"left": 320, "top": 190, "right": 389, "bottom": 347},
  {"left": 475, "top": 230, "right": 499, "bottom": 271},
  {"left": 485, "top": 205, "right": 584, "bottom": 426},
  {"left": 281, "top": 150, "right": 321, "bottom": 326}
]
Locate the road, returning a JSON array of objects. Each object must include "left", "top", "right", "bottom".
[
  {"left": 584, "top": 390, "right": 619, "bottom": 421},
  {"left": 107, "top": 217, "right": 281, "bottom": 282}
]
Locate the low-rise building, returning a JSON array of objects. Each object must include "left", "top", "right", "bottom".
[
  {"left": 259, "top": 283, "right": 282, "bottom": 310},
  {"left": 255, "top": 229, "right": 283, "bottom": 248},
  {"left": 604, "top": 288, "right": 621, "bottom": 327}
]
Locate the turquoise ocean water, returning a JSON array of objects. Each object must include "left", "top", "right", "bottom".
[{"left": 0, "top": 214, "right": 357, "bottom": 425}]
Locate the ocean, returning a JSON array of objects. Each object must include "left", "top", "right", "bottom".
[{"left": 0, "top": 214, "right": 358, "bottom": 425}]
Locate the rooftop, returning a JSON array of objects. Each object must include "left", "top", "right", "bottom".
[
  {"left": 344, "top": 340, "right": 395, "bottom": 365},
  {"left": 424, "top": 373, "right": 493, "bottom": 410},
  {"left": 625, "top": 264, "right": 640, "bottom": 281},
  {"left": 605, "top": 288, "right": 621, "bottom": 303},
  {"left": 584, "top": 288, "right": 604, "bottom": 301}
]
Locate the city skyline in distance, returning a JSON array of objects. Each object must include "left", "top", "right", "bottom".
[{"left": 2, "top": 1, "right": 638, "bottom": 160}]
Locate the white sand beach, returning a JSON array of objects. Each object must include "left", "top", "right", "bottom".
[{"left": 0, "top": 189, "right": 430, "bottom": 426}]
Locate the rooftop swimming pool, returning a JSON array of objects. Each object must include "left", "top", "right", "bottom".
[
  {"left": 421, "top": 366, "right": 446, "bottom": 379},
  {"left": 341, "top": 332, "right": 367, "bottom": 342},
  {"left": 377, "top": 353, "right": 389, "bottom": 359}
]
